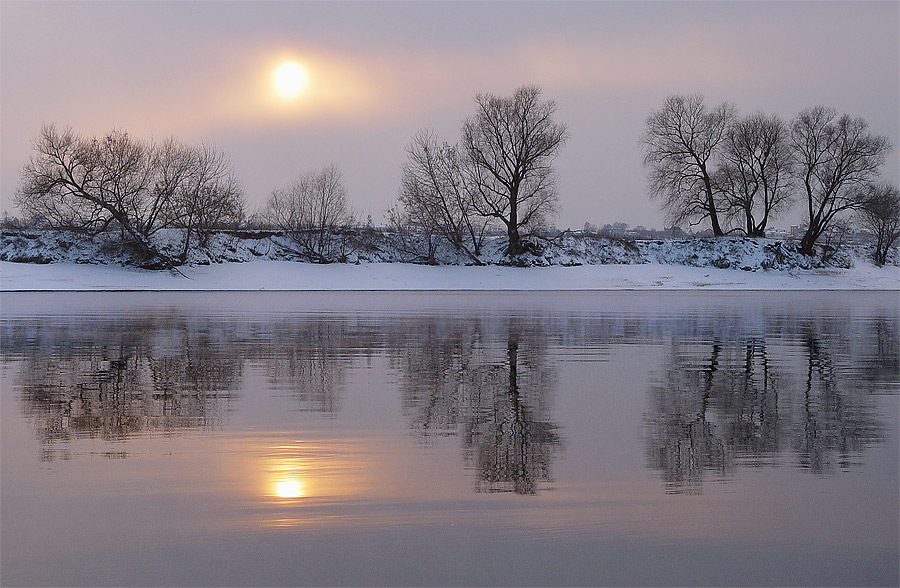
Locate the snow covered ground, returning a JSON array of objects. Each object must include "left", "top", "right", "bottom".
[
  {"left": 2, "top": 259, "right": 897, "bottom": 291},
  {"left": 1, "top": 228, "right": 897, "bottom": 291}
]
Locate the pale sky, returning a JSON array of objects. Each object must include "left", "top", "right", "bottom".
[{"left": 2, "top": 1, "right": 898, "bottom": 230}]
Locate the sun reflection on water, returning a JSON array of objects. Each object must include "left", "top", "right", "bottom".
[
  {"left": 262, "top": 440, "right": 369, "bottom": 505},
  {"left": 267, "top": 445, "right": 310, "bottom": 500},
  {"left": 274, "top": 479, "right": 303, "bottom": 498}
]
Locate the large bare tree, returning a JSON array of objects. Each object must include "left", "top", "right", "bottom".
[
  {"left": 642, "top": 94, "right": 735, "bottom": 236},
  {"left": 18, "top": 125, "right": 159, "bottom": 256},
  {"left": 462, "top": 85, "right": 568, "bottom": 256},
  {"left": 17, "top": 125, "right": 244, "bottom": 265},
  {"left": 397, "top": 129, "right": 485, "bottom": 263},
  {"left": 716, "top": 112, "right": 794, "bottom": 237},
  {"left": 789, "top": 106, "right": 891, "bottom": 256}
]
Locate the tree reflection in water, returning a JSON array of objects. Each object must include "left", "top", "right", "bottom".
[
  {"left": 464, "top": 325, "right": 562, "bottom": 495},
  {"left": 256, "top": 318, "right": 376, "bottom": 415},
  {"left": 8, "top": 316, "right": 242, "bottom": 461},
  {"left": 644, "top": 318, "right": 889, "bottom": 493},
  {"left": 5, "top": 315, "right": 371, "bottom": 461},
  {"left": 391, "top": 317, "right": 562, "bottom": 495},
  {"left": 794, "top": 332, "right": 884, "bottom": 473},
  {"left": 3, "top": 299, "right": 893, "bottom": 494}
]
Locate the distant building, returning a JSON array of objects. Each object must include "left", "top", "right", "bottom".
[
  {"left": 790, "top": 224, "right": 807, "bottom": 239},
  {"left": 766, "top": 227, "right": 789, "bottom": 240}
]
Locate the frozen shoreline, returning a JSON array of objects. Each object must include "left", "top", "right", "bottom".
[{"left": 2, "top": 260, "right": 898, "bottom": 292}]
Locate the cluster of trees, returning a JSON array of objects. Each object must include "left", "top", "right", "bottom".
[
  {"left": 642, "top": 94, "right": 898, "bottom": 262},
  {"left": 391, "top": 85, "right": 568, "bottom": 260},
  {"left": 12, "top": 87, "right": 899, "bottom": 267},
  {"left": 17, "top": 125, "right": 244, "bottom": 266}
]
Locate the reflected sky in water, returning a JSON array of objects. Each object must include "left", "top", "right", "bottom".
[{"left": 1, "top": 291, "right": 897, "bottom": 586}]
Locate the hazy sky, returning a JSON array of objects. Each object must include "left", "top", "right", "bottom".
[{"left": 2, "top": 1, "right": 898, "bottom": 230}]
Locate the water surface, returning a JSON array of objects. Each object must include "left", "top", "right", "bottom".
[{"left": 1, "top": 291, "right": 897, "bottom": 586}]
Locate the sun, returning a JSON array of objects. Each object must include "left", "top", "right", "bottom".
[{"left": 274, "top": 61, "right": 308, "bottom": 98}]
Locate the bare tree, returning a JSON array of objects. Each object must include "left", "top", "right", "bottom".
[
  {"left": 17, "top": 125, "right": 163, "bottom": 258},
  {"left": 386, "top": 202, "right": 440, "bottom": 264},
  {"left": 16, "top": 127, "right": 108, "bottom": 232},
  {"left": 17, "top": 125, "right": 245, "bottom": 266},
  {"left": 462, "top": 85, "right": 568, "bottom": 256},
  {"left": 265, "top": 163, "right": 355, "bottom": 262},
  {"left": 398, "top": 129, "right": 486, "bottom": 263},
  {"left": 857, "top": 183, "right": 900, "bottom": 266},
  {"left": 789, "top": 106, "right": 891, "bottom": 256},
  {"left": 716, "top": 112, "right": 794, "bottom": 237},
  {"left": 165, "top": 144, "right": 245, "bottom": 260},
  {"left": 642, "top": 94, "right": 735, "bottom": 236},
  {"left": 150, "top": 138, "right": 196, "bottom": 232}
]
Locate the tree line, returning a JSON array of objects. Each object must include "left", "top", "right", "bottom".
[
  {"left": 12, "top": 87, "right": 900, "bottom": 267},
  {"left": 641, "top": 93, "right": 898, "bottom": 263}
]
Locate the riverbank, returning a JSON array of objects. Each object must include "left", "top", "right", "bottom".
[{"left": 2, "top": 259, "right": 897, "bottom": 291}]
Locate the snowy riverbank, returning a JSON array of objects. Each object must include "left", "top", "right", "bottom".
[
  {"left": 2, "top": 259, "right": 897, "bottom": 291},
  {"left": 2, "top": 229, "right": 897, "bottom": 291}
]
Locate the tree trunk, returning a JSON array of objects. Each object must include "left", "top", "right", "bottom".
[
  {"left": 799, "top": 228, "right": 818, "bottom": 256},
  {"left": 874, "top": 233, "right": 887, "bottom": 266},
  {"left": 703, "top": 174, "right": 724, "bottom": 236},
  {"left": 507, "top": 224, "right": 522, "bottom": 256},
  {"left": 180, "top": 229, "right": 192, "bottom": 263},
  {"left": 506, "top": 196, "right": 522, "bottom": 256},
  {"left": 709, "top": 208, "right": 724, "bottom": 236}
]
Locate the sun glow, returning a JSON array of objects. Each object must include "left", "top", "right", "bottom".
[
  {"left": 274, "top": 479, "right": 303, "bottom": 498},
  {"left": 274, "top": 61, "right": 308, "bottom": 98}
]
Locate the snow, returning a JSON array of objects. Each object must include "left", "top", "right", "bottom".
[
  {"left": 2, "top": 259, "right": 897, "bottom": 291},
  {"left": 1, "top": 228, "right": 897, "bottom": 291}
]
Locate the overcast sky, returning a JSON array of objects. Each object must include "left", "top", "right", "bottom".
[{"left": 2, "top": 1, "right": 898, "bottom": 230}]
